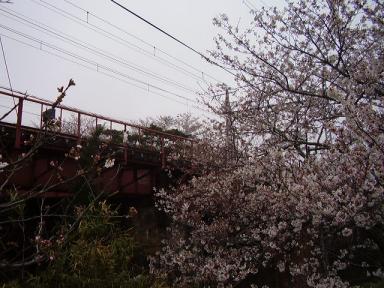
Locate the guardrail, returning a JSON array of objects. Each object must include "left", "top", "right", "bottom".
[{"left": 0, "top": 88, "right": 194, "bottom": 167}]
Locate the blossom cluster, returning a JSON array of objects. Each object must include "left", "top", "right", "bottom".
[{"left": 151, "top": 0, "right": 384, "bottom": 287}]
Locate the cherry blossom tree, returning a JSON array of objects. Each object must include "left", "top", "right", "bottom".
[{"left": 151, "top": 0, "right": 384, "bottom": 287}]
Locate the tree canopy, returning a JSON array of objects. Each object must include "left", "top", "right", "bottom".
[{"left": 151, "top": 1, "right": 384, "bottom": 287}]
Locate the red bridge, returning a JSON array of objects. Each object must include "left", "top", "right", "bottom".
[{"left": 0, "top": 88, "right": 194, "bottom": 198}]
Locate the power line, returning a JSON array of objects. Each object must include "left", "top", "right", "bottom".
[
  {"left": 243, "top": 0, "right": 256, "bottom": 10},
  {"left": 243, "top": 0, "right": 255, "bottom": 11},
  {"left": 253, "top": 0, "right": 270, "bottom": 8},
  {"left": 0, "top": 36, "right": 13, "bottom": 93},
  {"left": 110, "top": 0, "right": 239, "bottom": 80},
  {"left": 34, "top": 0, "right": 204, "bottom": 82},
  {"left": 0, "top": 31, "right": 212, "bottom": 114},
  {"left": 0, "top": 23, "right": 201, "bottom": 104},
  {"left": 2, "top": 34, "right": 210, "bottom": 115},
  {"left": 243, "top": 0, "right": 274, "bottom": 10},
  {"left": 0, "top": 7, "right": 199, "bottom": 95},
  {"left": 110, "top": 0, "right": 208, "bottom": 61},
  {"left": 0, "top": 35, "right": 17, "bottom": 116},
  {"left": 63, "top": 0, "right": 223, "bottom": 84},
  {"left": 0, "top": 103, "right": 40, "bottom": 117},
  {"left": 30, "top": 0, "right": 212, "bottom": 84},
  {"left": 2, "top": 1, "right": 258, "bottom": 114}
]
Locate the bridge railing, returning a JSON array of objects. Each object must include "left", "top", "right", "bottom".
[{"left": 0, "top": 88, "right": 195, "bottom": 167}]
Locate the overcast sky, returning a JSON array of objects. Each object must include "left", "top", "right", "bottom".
[{"left": 0, "top": 0, "right": 282, "bottom": 125}]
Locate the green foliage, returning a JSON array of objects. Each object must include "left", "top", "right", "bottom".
[
  {"left": 355, "top": 281, "right": 384, "bottom": 288},
  {"left": 76, "top": 201, "right": 117, "bottom": 239},
  {"left": 3, "top": 202, "right": 166, "bottom": 288},
  {"left": 103, "top": 129, "right": 124, "bottom": 145},
  {"left": 79, "top": 125, "right": 104, "bottom": 168}
]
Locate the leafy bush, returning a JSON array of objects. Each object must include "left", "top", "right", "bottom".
[{"left": 3, "top": 202, "right": 166, "bottom": 288}]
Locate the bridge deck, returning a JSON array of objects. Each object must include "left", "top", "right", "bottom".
[{"left": 0, "top": 88, "right": 193, "bottom": 197}]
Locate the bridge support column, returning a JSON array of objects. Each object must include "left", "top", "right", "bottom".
[{"left": 14, "top": 98, "right": 23, "bottom": 149}]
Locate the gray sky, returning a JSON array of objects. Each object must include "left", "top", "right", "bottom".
[{"left": 0, "top": 0, "right": 281, "bottom": 124}]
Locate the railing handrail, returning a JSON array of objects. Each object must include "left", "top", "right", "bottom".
[{"left": 0, "top": 87, "right": 194, "bottom": 143}]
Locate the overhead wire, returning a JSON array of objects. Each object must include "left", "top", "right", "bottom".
[
  {"left": 0, "top": 1, "right": 268, "bottom": 116},
  {"left": 30, "top": 0, "right": 253, "bottom": 102},
  {"left": 3, "top": 34, "right": 210, "bottom": 115},
  {"left": 32, "top": 0, "right": 202, "bottom": 81},
  {"left": 0, "top": 34, "right": 17, "bottom": 116},
  {"left": 0, "top": 103, "right": 41, "bottom": 117},
  {"left": 30, "top": 0, "right": 214, "bottom": 84},
  {"left": 243, "top": 0, "right": 274, "bottom": 10},
  {"left": 110, "top": 0, "right": 239, "bottom": 80},
  {"left": 108, "top": 0, "right": 268, "bottom": 100},
  {"left": 244, "top": 0, "right": 256, "bottom": 10},
  {"left": 0, "top": 24, "right": 202, "bottom": 104},
  {"left": 243, "top": 0, "right": 255, "bottom": 11},
  {"left": 110, "top": 1, "right": 208, "bottom": 62},
  {"left": 0, "top": 32, "right": 212, "bottom": 115},
  {"left": 63, "top": 0, "right": 223, "bottom": 84},
  {"left": 1, "top": 0, "right": 257, "bottom": 115},
  {"left": 0, "top": 36, "right": 13, "bottom": 93},
  {"left": 253, "top": 0, "right": 270, "bottom": 8},
  {"left": 0, "top": 6, "right": 199, "bottom": 95}
]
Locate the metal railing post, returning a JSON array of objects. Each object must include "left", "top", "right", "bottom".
[
  {"left": 14, "top": 98, "right": 23, "bottom": 149},
  {"left": 40, "top": 104, "right": 43, "bottom": 129}
]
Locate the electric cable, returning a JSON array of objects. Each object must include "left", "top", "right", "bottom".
[
  {"left": 110, "top": 0, "right": 207, "bottom": 61},
  {"left": 0, "top": 24, "right": 200, "bottom": 104},
  {"left": 0, "top": 104, "right": 40, "bottom": 117},
  {"left": 63, "top": 0, "right": 223, "bottom": 84},
  {"left": 0, "top": 32, "right": 213, "bottom": 115},
  {"left": 243, "top": 0, "right": 255, "bottom": 11},
  {"left": 30, "top": 0, "right": 213, "bottom": 84},
  {"left": 0, "top": 35, "right": 17, "bottom": 116},
  {"left": 0, "top": 7, "right": 198, "bottom": 94},
  {"left": 110, "top": 0, "right": 239, "bottom": 79},
  {"left": 0, "top": 36, "right": 13, "bottom": 93}
]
